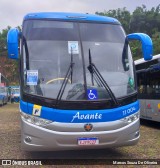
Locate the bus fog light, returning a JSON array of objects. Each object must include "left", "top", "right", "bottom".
[
  {"left": 21, "top": 112, "right": 52, "bottom": 127},
  {"left": 135, "top": 131, "right": 140, "bottom": 137},
  {"left": 25, "top": 136, "right": 32, "bottom": 143}
]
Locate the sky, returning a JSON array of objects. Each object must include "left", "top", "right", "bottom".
[{"left": 0, "top": 0, "right": 160, "bottom": 31}]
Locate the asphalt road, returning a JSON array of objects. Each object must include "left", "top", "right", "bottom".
[{"left": 0, "top": 103, "right": 160, "bottom": 167}]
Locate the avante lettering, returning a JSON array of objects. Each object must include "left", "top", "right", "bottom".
[{"left": 71, "top": 112, "right": 102, "bottom": 122}]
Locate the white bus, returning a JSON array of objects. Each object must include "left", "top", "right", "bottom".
[{"left": 135, "top": 54, "right": 160, "bottom": 122}]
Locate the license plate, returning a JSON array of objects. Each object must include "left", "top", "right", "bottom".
[{"left": 78, "top": 137, "right": 99, "bottom": 145}]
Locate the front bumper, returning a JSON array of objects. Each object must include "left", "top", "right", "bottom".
[{"left": 21, "top": 117, "right": 140, "bottom": 151}]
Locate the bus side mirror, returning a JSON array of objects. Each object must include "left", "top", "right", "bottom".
[
  {"left": 7, "top": 28, "right": 20, "bottom": 59},
  {"left": 127, "top": 33, "right": 153, "bottom": 61}
]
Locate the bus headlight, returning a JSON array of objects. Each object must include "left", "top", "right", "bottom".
[
  {"left": 21, "top": 112, "right": 52, "bottom": 127},
  {"left": 121, "top": 112, "right": 139, "bottom": 124}
]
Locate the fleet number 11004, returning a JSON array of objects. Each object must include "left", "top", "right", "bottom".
[{"left": 123, "top": 107, "right": 136, "bottom": 116}]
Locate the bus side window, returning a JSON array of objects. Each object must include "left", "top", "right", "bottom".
[
  {"left": 137, "top": 73, "right": 145, "bottom": 94},
  {"left": 139, "top": 84, "right": 144, "bottom": 94}
]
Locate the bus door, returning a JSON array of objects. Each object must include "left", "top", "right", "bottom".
[
  {"left": 137, "top": 70, "right": 147, "bottom": 119},
  {"left": 144, "top": 67, "right": 160, "bottom": 121},
  {"left": 139, "top": 99, "right": 147, "bottom": 119},
  {"left": 145, "top": 100, "right": 155, "bottom": 120}
]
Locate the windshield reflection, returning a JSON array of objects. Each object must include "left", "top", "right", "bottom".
[{"left": 22, "top": 20, "right": 136, "bottom": 102}]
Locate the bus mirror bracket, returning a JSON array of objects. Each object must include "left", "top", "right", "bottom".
[
  {"left": 7, "top": 28, "right": 20, "bottom": 60},
  {"left": 127, "top": 33, "right": 153, "bottom": 61}
]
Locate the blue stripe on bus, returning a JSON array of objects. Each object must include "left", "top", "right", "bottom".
[
  {"left": 20, "top": 100, "right": 139, "bottom": 123},
  {"left": 24, "top": 12, "right": 119, "bottom": 24}
]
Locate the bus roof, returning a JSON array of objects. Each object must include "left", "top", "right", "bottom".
[
  {"left": 134, "top": 54, "right": 160, "bottom": 65},
  {"left": 24, "top": 12, "right": 120, "bottom": 24}
]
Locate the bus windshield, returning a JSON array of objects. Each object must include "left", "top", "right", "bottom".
[{"left": 22, "top": 20, "right": 135, "bottom": 102}]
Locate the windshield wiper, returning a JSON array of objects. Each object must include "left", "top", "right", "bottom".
[
  {"left": 87, "top": 49, "right": 119, "bottom": 106},
  {"left": 55, "top": 48, "right": 75, "bottom": 107}
]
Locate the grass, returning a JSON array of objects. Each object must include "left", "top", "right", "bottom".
[
  {"left": 119, "top": 120, "right": 160, "bottom": 159},
  {"left": 0, "top": 103, "right": 160, "bottom": 167}
]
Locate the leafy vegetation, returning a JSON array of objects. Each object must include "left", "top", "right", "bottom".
[
  {"left": 1, "top": 4, "right": 160, "bottom": 84},
  {"left": 0, "top": 26, "right": 19, "bottom": 85},
  {"left": 96, "top": 4, "right": 160, "bottom": 59}
]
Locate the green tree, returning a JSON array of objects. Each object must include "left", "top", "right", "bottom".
[
  {"left": 0, "top": 27, "right": 19, "bottom": 85},
  {"left": 152, "top": 31, "right": 160, "bottom": 55},
  {"left": 96, "top": 7, "right": 131, "bottom": 33},
  {"left": 96, "top": 4, "right": 160, "bottom": 59},
  {"left": 0, "top": 26, "right": 11, "bottom": 56},
  {"left": 130, "top": 5, "right": 160, "bottom": 36}
]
